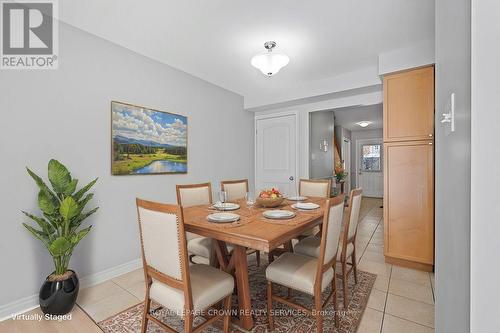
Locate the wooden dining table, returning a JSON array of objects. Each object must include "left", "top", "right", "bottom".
[{"left": 182, "top": 197, "right": 327, "bottom": 330}]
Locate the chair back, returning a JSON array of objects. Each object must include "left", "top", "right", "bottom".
[
  {"left": 318, "top": 195, "right": 345, "bottom": 267},
  {"left": 345, "top": 189, "right": 363, "bottom": 241},
  {"left": 176, "top": 182, "right": 212, "bottom": 207},
  {"left": 299, "top": 179, "right": 331, "bottom": 198},
  {"left": 221, "top": 179, "right": 248, "bottom": 202},
  {"left": 136, "top": 199, "right": 188, "bottom": 282}
]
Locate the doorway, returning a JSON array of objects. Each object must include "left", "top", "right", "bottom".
[
  {"left": 356, "top": 138, "right": 383, "bottom": 198},
  {"left": 255, "top": 112, "right": 298, "bottom": 196}
]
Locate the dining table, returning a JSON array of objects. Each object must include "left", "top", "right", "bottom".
[{"left": 182, "top": 197, "right": 327, "bottom": 330}]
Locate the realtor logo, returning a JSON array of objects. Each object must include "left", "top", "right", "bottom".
[{"left": 1, "top": 0, "right": 58, "bottom": 69}]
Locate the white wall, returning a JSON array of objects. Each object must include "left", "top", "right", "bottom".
[
  {"left": 378, "top": 39, "right": 435, "bottom": 75},
  {"left": 471, "top": 1, "right": 500, "bottom": 331},
  {"left": 0, "top": 23, "right": 253, "bottom": 316},
  {"left": 435, "top": 0, "right": 471, "bottom": 332},
  {"left": 309, "top": 111, "right": 335, "bottom": 179},
  {"left": 350, "top": 129, "right": 383, "bottom": 188}
]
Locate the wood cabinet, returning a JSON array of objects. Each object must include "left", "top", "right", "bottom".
[
  {"left": 383, "top": 66, "right": 435, "bottom": 271},
  {"left": 384, "top": 141, "right": 434, "bottom": 266},
  {"left": 383, "top": 66, "right": 435, "bottom": 142}
]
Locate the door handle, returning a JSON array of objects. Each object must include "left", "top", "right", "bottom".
[{"left": 289, "top": 176, "right": 294, "bottom": 181}]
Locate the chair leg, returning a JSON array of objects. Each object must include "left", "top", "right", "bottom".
[
  {"left": 268, "top": 252, "right": 274, "bottom": 264},
  {"left": 287, "top": 288, "right": 292, "bottom": 299},
  {"left": 332, "top": 276, "right": 339, "bottom": 328},
  {"left": 223, "top": 295, "right": 232, "bottom": 333},
  {"left": 314, "top": 291, "right": 323, "bottom": 333},
  {"left": 267, "top": 281, "right": 275, "bottom": 330},
  {"left": 141, "top": 298, "right": 150, "bottom": 333},
  {"left": 342, "top": 260, "right": 349, "bottom": 309},
  {"left": 256, "top": 250, "right": 261, "bottom": 267},
  {"left": 184, "top": 312, "right": 193, "bottom": 333},
  {"left": 352, "top": 249, "right": 358, "bottom": 284}
]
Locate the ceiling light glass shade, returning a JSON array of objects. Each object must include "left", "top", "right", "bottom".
[
  {"left": 356, "top": 121, "right": 372, "bottom": 128},
  {"left": 251, "top": 42, "right": 290, "bottom": 77}
]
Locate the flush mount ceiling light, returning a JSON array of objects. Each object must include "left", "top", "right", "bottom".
[
  {"left": 356, "top": 121, "right": 372, "bottom": 128},
  {"left": 251, "top": 41, "right": 290, "bottom": 77}
]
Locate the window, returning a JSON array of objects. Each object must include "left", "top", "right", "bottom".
[{"left": 361, "top": 144, "right": 382, "bottom": 171}]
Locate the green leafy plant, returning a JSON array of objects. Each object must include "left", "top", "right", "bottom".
[
  {"left": 335, "top": 160, "right": 348, "bottom": 183},
  {"left": 22, "top": 159, "right": 98, "bottom": 278}
]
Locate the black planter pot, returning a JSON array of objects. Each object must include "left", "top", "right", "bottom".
[{"left": 39, "top": 270, "right": 79, "bottom": 315}]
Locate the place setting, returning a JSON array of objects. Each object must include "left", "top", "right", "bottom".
[{"left": 204, "top": 190, "right": 242, "bottom": 226}]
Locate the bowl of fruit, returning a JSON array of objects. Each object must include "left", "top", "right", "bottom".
[{"left": 256, "top": 188, "right": 285, "bottom": 208}]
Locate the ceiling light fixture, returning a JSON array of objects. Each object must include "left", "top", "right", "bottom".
[
  {"left": 251, "top": 41, "right": 289, "bottom": 77},
  {"left": 356, "top": 121, "right": 372, "bottom": 128}
]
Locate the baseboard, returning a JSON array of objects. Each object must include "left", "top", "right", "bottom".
[
  {"left": 79, "top": 258, "right": 142, "bottom": 289},
  {"left": 385, "top": 255, "right": 434, "bottom": 272},
  {"left": 0, "top": 258, "right": 142, "bottom": 322}
]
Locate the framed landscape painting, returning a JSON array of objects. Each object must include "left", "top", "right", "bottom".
[{"left": 111, "top": 101, "right": 188, "bottom": 175}]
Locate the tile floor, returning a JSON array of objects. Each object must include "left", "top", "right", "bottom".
[
  {"left": 76, "top": 197, "right": 436, "bottom": 333},
  {"left": 355, "top": 198, "right": 435, "bottom": 333}
]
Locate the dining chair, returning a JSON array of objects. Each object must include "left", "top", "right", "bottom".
[
  {"left": 299, "top": 178, "right": 332, "bottom": 198},
  {"left": 294, "top": 188, "right": 363, "bottom": 307},
  {"left": 220, "top": 179, "right": 261, "bottom": 266},
  {"left": 220, "top": 179, "right": 248, "bottom": 202},
  {"left": 136, "top": 198, "right": 234, "bottom": 333},
  {"left": 267, "top": 178, "right": 332, "bottom": 264},
  {"left": 176, "top": 182, "right": 233, "bottom": 265},
  {"left": 298, "top": 178, "right": 332, "bottom": 238},
  {"left": 265, "top": 195, "right": 344, "bottom": 331}
]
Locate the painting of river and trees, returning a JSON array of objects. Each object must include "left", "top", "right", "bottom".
[{"left": 111, "top": 101, "right": 187, "bottom": 175}]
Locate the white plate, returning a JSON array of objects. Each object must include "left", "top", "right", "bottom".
[
  {"left": 287, "top": 196, "right": 308, "bottom": 201},
  {"left": 263, "top": 210, "right": 296, "bottom": 220},
  {"left": 212, "top": 202, "right": 240, "bottom": 211},
  {"left": 292, "top": 202, "right": 320, "bottom": 210},
  {"left": 207, "top": 212, "right": 240, "bottom": 223}
]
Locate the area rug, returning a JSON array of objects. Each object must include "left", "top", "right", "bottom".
[{"left": 98, "top": 259, "right": 375, "bottom": 333}]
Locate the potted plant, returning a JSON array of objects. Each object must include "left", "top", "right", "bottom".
[
  {"left": 335, "top": 160, "right": 348, "bottom": 183},
  {"left": 22, "top": 159, "right": 98, "bottom": 315}
]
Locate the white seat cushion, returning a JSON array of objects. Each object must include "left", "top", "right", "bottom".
[
  {"left": 294, "top": 236, "right": 354, "bottom": 261},
  {"left": 294, "top": 236, "right": 321, "bottom": 257},
  {"left": 187, "top": 237, "right": 235, "bottom": 258},
  {"left": 266, "top": 253, "right": 333, "bottom": 295},
  {"left": 149, "top": 264, "right": 234, "bottom": 315}
]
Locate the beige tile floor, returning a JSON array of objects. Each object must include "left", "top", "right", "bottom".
[
  {"left": 355, "top": 198, "right": 435, "bottom": 333},
  {"left": 2, "top": 197, "right": 435, "bottom": 333}
]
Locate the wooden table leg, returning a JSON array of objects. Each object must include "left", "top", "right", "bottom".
[{"left": 233, "top": 245, "right": 254, "bottom": 330}]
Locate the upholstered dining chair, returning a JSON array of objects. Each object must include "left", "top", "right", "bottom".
[
  {"left": 136, "top": 198, "right": 234, "bottom": 333},
  {"left": 294, "top": 188, "right": 363, "bottom": 307},
  {"left": 176, "top": 182, "right": 233, "bottom": 265},
  {"left": 220, "top": 179, "right": 248, "bottom": 202},
  {"left": 265, "top": 195, "right": 344, "bottom": 332},
  {"left": 220, "top": 179, "right": 261, "bottom": 266},
  {"left": 299, "top": 178, "right": 332, "bottom": 198},
  {"left": 298, "top": 178, "right": 332, "bottom": 238},
  {"left": 267, "top": 178, "right": 332, "bottom": 263}
]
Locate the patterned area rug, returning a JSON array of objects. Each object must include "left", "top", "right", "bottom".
[{"left": 98, "top": 259, "right": 375, "bottom": 333}]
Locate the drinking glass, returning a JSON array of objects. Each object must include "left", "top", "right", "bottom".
[
  {"left": 218, "top": 191, "right": 227, "bottom": 211},
  {"left": 245, "top": 192, "right": 255, "bottom": 208}
]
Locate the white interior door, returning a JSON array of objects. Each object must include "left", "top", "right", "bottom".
[
  {"left": 357, "top": 139, "right": 383, "bottom": 198},
  {"left": 255, "top": 113, "right": 297, "bottom": 196}
]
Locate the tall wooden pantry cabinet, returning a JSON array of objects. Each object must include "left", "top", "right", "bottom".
[{"left": 383, "top": 66, "right": 435, "bottom": 272}]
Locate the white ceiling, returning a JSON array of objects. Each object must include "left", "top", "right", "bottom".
[
  {"left": 333, "top": 104, "right": 383, "bottom": 131},
  {"left": 60, "top": 1, "right": 434, "bottom": 109}
]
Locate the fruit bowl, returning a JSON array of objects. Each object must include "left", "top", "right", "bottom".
[
  {"left": 256, "top": 196, "right": 285, "bottom": 208},
  {"left": 256, "top": 188, "right": 284, "bottom": 207}
]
